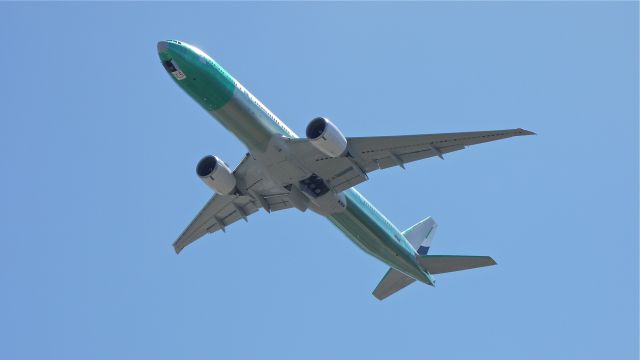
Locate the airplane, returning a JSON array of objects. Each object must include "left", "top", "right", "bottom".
[{"left": 157, "top": 40, "right": 534, "bottom": 300}]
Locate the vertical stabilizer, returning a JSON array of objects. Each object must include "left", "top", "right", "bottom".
[
  {"left": 402, "top": 216, "right": 437, "bottom": 255},
  {"left": 373, "top": 217, "right": 497, "bottom": 300},
  {"left": 372, "top": 217, "right": 438, "bottom": 300}
]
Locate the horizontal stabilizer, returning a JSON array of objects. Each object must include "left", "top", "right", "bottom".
[
  {"left": 372, "top": 268, "right": 416, "bottom": 300},
  {"left": 417, "top": 255, "right": 496, "bottom": 274}
]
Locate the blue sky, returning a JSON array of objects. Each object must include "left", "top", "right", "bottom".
[{"left": 1, "top": 2, "right": 637, "bottom": 359}]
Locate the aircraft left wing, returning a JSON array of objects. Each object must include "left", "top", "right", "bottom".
[
  {"left": 285, "top": 128, "right": 534, "bottom": 193},
  {"left": 174, "top": 154, "right": 293, "bottom": 254}
]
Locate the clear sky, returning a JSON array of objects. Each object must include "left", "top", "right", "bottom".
[{"left": 1, "top": 2, "right": 637, "bottom": 359}]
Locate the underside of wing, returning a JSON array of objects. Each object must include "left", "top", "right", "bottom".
[
  {"left": 286, "top": 128, "right": 534, "bottom": 193},
  {"left": 174, "top": 154, "right": 294, "bottom": 254},
  {"left": 173, "top": 194, "right": 259, "bottom": 254},
  {"left": 347, "top": 128, "right": 534, "bottom": 171}
]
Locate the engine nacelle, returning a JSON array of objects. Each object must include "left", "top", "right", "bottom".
[
  {"left": 196, "top": 155, "right": 237, "bottom": 195},
  {"left": 305, "top": 117, "right": 348, "bottom": 158}
]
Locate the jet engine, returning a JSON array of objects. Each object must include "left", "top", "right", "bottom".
[
  {"left": 305, "top": 117, "right": 348, "bottom": 157},
  {"left": 196, "top": 155, "right": 237, "bottom": 195}
]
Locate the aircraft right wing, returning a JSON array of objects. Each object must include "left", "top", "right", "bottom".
[
  {"left": 285, "top": 128, "right": 534, "bottom": 193},
  {"left": 173, "top": 194, "right": 258, "bottom": 254},
  {"left": 173, "top": 153, "right": 294, "bottom": 254}
]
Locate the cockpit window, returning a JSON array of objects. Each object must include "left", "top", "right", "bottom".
[
  {"left": 162, "top": 59, "right": 177, "bottom": 73},
  {"left": 162, "top": 59, "right": 186, "bottom": 81}
]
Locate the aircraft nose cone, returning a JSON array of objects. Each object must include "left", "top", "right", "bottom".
[{"left": 157, "top": 41, "right": 169, "bottom": 53}]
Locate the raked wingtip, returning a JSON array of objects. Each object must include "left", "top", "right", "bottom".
[{"left": 517, "top": 128, "right": 536, "bottom": 136}]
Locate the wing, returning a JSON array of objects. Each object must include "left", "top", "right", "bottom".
[
  {"left": 173, "top": 154, "right": 293, "bottom": 254},
  {"left": 285, "top": 128, "right": 534, "bottom": 193},
  {"left": 173, "top": 194, "right": 257, "bottom": 254}
]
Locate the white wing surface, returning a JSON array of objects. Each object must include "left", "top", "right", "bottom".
[
  {"left": 285, "top": 128, "right": 534, "bottom": 193},
  {"left": 174, "top": 154, "right": 293, "bottom": 254},
  {"left": 173, "top": 194, "right": 258, "bottom": 253}
]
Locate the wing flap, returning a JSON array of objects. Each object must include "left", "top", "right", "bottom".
[{"left": 365, "top": 144, "right": 466, "bottom": 170}]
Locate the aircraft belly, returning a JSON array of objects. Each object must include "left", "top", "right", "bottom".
[
  {"left": 328, "top": 189, "right": 429, "bottom": 283},
  {"left": 209, "top": 89, "right": 282, "bottom": 153}
]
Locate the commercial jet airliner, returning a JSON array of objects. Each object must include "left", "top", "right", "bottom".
[{"left": 158, "top": 40, "right": 534, "bottom": 299}]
